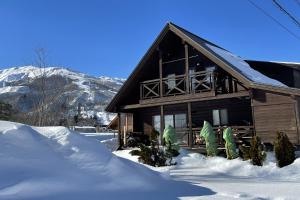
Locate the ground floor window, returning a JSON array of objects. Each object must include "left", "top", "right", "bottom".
[
  {"left": 212, "top": 109, "right": 228, "bottom": 126},
  {"left": 153, "top": 115, "right": 161, "bottom": 133},
  {"left": 152, "top": 113, "right": 187, "bottom": 132}
]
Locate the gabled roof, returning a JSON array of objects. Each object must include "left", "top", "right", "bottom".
[{"left": 106, "top": 22, "right": 300, "bottom": 112}]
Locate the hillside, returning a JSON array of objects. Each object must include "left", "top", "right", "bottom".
[{"left": 0, "top": 66, "right": 125, "bottom": 125}]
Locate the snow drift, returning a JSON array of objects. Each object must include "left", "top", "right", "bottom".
[{"left": 0, "top": 121, "right": 214, "bottom": 200}]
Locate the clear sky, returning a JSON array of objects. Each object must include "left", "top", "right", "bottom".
[{"left": 1, "top": 0, "right": 300, "bottom": 78}]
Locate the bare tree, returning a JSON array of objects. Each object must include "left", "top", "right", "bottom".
[{"left": 28, "top": 48, "right": 67, "bottom": 126}]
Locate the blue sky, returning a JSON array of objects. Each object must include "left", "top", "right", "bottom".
[{"left": 1, "top": 0, "right": 300, "bottom": 78}]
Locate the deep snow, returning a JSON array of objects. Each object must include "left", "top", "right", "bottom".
[
  {"left": 0, "top": 121, "right": 213, "bottom": 200},
  {"left": 114, "top": 149, "right": 300, "bottom": 200}
]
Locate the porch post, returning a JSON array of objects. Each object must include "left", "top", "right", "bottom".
[
  {"left": 117, "top": 113, "right": 122, "bottom": 147},
  {"left": 160, "top": 105, "right": 164, "bottom": 145},
  {"left": 124, "top": 113, "right": 128, "bottom": 146},
  {"left": 187, "top": 102, "right": 193, "bottom": 147},
  {"left": 184, "top": 43, "right": 190, "bottom": 94},
  {"left": 159, "top": 50, "right": 163, "bottom": 97}
]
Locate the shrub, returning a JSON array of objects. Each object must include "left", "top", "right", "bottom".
[
  {"left": 223, "top": 127, "right": 238, "bottom": 159},
  {"left": 163, "top": 125, "right": 180, "bottom": 157},
  {"left": 274, "top": 132, "right": 295, "bottom": 168},
  {"left": 126, "top": 132, "right": 150, "bottom": 147},
  {"left": 249, "top": 136, "right": 266, "bottom": 166},
  {"left": 239, "top": 144, "right": 251, "bottom": 161},
  {"left": 130, "top": 128, "right": 168, "bottom": 167},
  {"left": 200, "top": 121, "right": 218, "bottom": 156}
]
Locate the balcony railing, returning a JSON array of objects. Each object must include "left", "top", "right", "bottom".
[{"left": 140, "top": 71, "right": 216, "bottom": 100}]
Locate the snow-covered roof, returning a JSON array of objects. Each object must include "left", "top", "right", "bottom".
[{"left": 204, "top": 44, "right": 287, "bottom": 87}]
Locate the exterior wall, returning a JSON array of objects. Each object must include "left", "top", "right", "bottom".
[
  {"left": 130, "top": 97, "right": 252, "bottom": 135},
  {"left": 252, "top": 89, "right": 300, "bottom": 144},
  {"left": 191, "top": 98, "right": 252, "bottom": 127}
]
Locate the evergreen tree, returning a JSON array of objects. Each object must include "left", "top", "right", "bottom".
[
  {"left": 0, "top": 101, "right": 12, "bottom": 120},
  {"left": 223, "top": 127, "right": 238, "bottom": 159},
  {"left": 274, "top": 131, "right": 295, "bottom": 168},
  {"left": 249, "top": 136, "right": 266, "bottom": 166},
  {"left": 200, "top": 121, "right": 218, "bottom": 156},
  {"left": 130, "top": 128, "right": 167, "bottom": 167}
]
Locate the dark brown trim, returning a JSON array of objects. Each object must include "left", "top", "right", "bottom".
[
  {"left": 187, "top": 102, "right": 193, "bottom": 147},
  {"left": 122, "top": 91, "right": 250, "bottom": 110},
  {"left": 160, "top": 105, "right": 164, "bottom": 144}
]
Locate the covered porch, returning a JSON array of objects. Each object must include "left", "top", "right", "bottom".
[{"left": 119, "top": 96, "right": 254, "bottom": 148}]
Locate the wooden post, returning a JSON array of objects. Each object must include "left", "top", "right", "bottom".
[
  {"left": 249, "top": 89, "right": 256, "bottom": 136},
  {"left": 124, "top": 114, "right": 128, "bottom": 146},
  {"left": 184, "top": 43, "right": 190, "bottom": 94},
  {"left": 159, "top": 50, "right": 163, "bottom": 97},
  {"left": 187, "top": 102, "right": 193, "bottom": 147},
  {"left": 292, "top": 95, "right": 300, "bottom": 144},
  {"left": 160, "top": 105, "right": 164, "bottom": 145},
  {"left": 117, "top": 113, "right": 122, "bottom": 147}
]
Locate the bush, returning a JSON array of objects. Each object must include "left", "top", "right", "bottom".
[
  {"left": 130, "top": 128, "right": 168, "bottom": 167},
  {"left": 163, "top": 125, "right": 180, "bottom": 157},
  {"left": 249, "top": 136, "right": 266, "bottom": 166},
  {"left": 239, "top": 144, "right": 251, "bottom": 161},
  {"left": 223, "top": 127, "right": 238, "bottom": 159},
  {"left": 274, "top": 132, "right": 295, "bottom": 168},
  {"left": 200, "top": 121, "right": 218, "bottom": 156},
  {"left": 126, "top": 132, "right": 150, "bottom": 147}
]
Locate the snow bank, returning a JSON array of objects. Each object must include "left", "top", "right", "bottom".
[
  {"left": 176, "top": 150, "right": 300, "bottom": 180},
  {"left": 115, "top": 149, "right": 300, "bottom": 199},
  {"left": 0, "top": 121, "right": 213, "bottom": 200}
]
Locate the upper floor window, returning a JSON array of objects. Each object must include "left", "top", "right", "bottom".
[{"left": 167, "top": 74, "right": 176, "bottom": 90}]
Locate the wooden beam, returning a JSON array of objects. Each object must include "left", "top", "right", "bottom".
[
  {"left": 187, "top": 102, "right": 193, "bottom": 147},
  {"left": 122, "top": 91, "right": 250, "bottom": 110},
  {"left": 124, "top": 114, "right": 128, "bottom": 146},
  {"left": 184, "top": 43, "right": 190, "bottom": 94},
  {"left": 293, "top": 97, "right": 300, "bottom": 144},
  {"left": 117, "top": 113, "right": 122, "bottom": 147},
  {"left": 160, "top": 105, "right": 164, "bottom": 145}
]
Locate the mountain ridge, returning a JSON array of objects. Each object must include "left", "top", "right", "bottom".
[{"left": 0, "top": 65, "right": 125, "bottom": 126}]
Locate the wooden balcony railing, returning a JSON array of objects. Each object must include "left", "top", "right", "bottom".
[
  {"left": 140, "top": 71, "right": 216, "bottom": 99},
  {"left": 192, "top": 125, "right": 255, "bottom": 147}
]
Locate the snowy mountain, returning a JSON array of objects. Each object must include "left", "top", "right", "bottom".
[{"left": 0, "top": 66, "right": 125, "bottom": 125}]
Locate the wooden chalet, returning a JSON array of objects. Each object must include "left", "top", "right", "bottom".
[{"left": 105, "top": 22, "right": 300, "bottom": 148}]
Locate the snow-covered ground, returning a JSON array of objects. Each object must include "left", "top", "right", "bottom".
[
  {"left": 1, "top": 120, "right": 299, "bottom": 200},
  {"left": 114, "top": 149, "right": 300, "bottom": 200},
  {"left": 0, "top": 121, "right": 213, "bottom": 200},
  {"left": 78, "top": 131, "right": 118, "bottom": 151}
]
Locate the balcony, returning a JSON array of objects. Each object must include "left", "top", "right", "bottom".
[{"left": 140, "top": 71, "right": 216, "bottom": 100}]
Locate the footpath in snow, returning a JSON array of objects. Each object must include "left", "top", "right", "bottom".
[{"left": 0, "top": 121, "right": 214, "bottom": 200}]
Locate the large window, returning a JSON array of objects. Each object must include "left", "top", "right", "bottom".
[
  {"left": 175, "top": 114, "right": 187, "bottom": 129},
  {"left": 212, "top": 109, "right": 228, "bottom": 126},
  {"left": 164, "top": 114, "right": 186, "bottom": 129},
  {"left": 152, "top": 115, "right": 161, "bottom": 133},
  {"left": 164, "top": 115, "right": 174, "bottom": 128}
]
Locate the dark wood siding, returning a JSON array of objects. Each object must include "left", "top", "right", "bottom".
[
  {"left": 252, "top": 89, "right": 299, "bottom": 144},
  {"left": 131, "top": 98, "right": 252, "bottom": 135},
  {"left": 191, "top": 97, "right": 252, "bottom": 127},
  {"left": 133, "top": 106, "right": 160, "bottom": 135}
]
